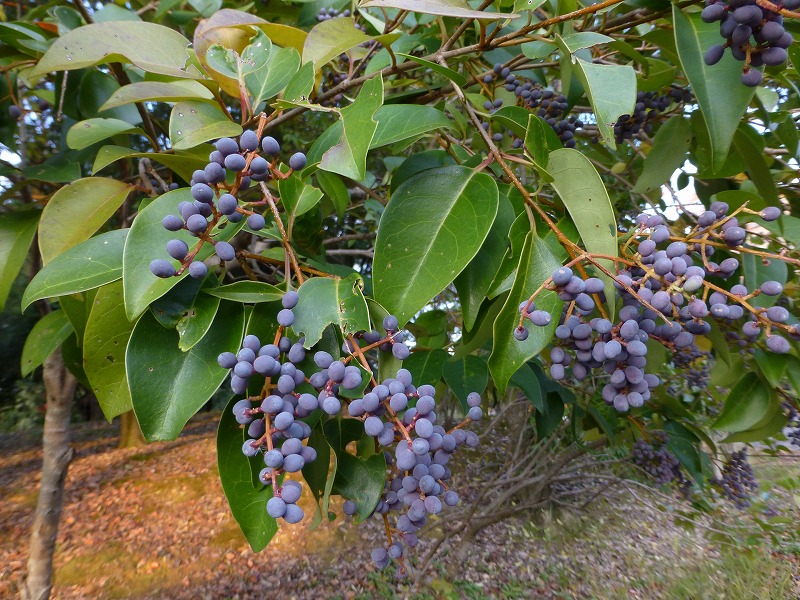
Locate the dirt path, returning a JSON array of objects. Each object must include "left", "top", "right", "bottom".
[{"left": 1, "top": 413, "right": 798, "bottom": 599}]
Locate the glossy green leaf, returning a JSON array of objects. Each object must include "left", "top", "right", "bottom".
[
  {"left": 711, "top": 373, "right": 772, "bottom": 432},
  {"left": 283, "top": 61, "right": 315, "bottom": 102},
  {"left": 632, "top": 116, "right": 692, "bottom": 193},
  {"left": 673, "top": 7, "right": 755, "bottom": 170},
  {"left": 569, "top": 56, "right": 636, "bottom": 147},
  {"left": 21, "top": 310, "right": 73, "bottom": 377},
  {"left": 38, "top": 178, "right": 131, "bottom": 264},
  {"left": 204, "top": 281, "right": 284, "bottom": 304},
  {"left": 374, "top": 166, "right": 499, "bottom": 325},
  {"left": 169, "top": 100, "right": 242, "bottom": 150},
  {"left": 359, "top": 0, "right": 517, "bottom": 19},
  {"left": 742, "top": 251, "right": 787, "bottom": 309},
  {"left": 23, "top": 230, "right": 127, "bottom": 310},
  {"left": 150, "top": 274, "right": 206, "bottom": 329},
  {"left": 31, "top": 21, "right": 204, "bottom": 80},
  {"left": 302, "top": 425, "right": 333, "bottom": 528},
  {"left": 217, "top": 396, "right": 278, "bottom": 552},
  {"left": 524, "top": 115, "right": 553, "bottom": 177},
  {"left": 279, "top": 174, "right": 323, "bottom": 218},
  {"left": 547, "top": 148, "right": 617, "bottom": 315},
  {"left": 721, "top": 408, "right": 786, "bottom": 444},
  {"left": 454, "top": 191, "right": 515, "bottom": 331},
  {"left": 308, "top": 105, "right": 454, "bottom": 165},
  {"left": 442, "top": 355, "right": 488, "bottom": 412},
  {"left": 293, "top": 273, "right": 371, "bottom": 347},
  {"left": 316, "top": 171, "right": 349, "bottom": 217},
  {"left": 333, "top": 452, "right": 385, "bottom": 522},
  {"left": 509, "top": 363, "right": 544, "bottom": 412},
  {"left": 177, "top": 282, "right": 221, "bottom": 352},
  {"left": 732, "top": 124, "right": 779, "bottom": 206},
  {"left": 83, "top": 281, "right": 135, "bottom": 421},
  {"left": 243, "top": 30, "right": 301, "bottom": 109},
  {"left": 560, "top": 32, "right": 613, "bottom": 53},
  {"left": 0, "top": 210, "right": 39, "bottom": 311},
  {"left": 489, "top": 233, "right": 563, "bottom": 394},
  {"left": 402, "top": 349, "right": 449, "bottom": 387},
  {"left": 319, "top": 76, "right": 383, "bottom": 180},
  {"left": 303, "top": 17, "right": 373, "bottom": 69},
  {"left": 92, "top": 145, "right": 210, "bottom": 182},
  {"left": 395, "top": 53, "right": 467, "bottom": 87},
  {"left": 754, "top": 348, "right": 788, "bottom": 387},
  {"left": 100, "top": 81, "right": 214, "bottom": 111},
  {"left": 59, "top": 291, "right": 96, "bottom": 350},
  {"left": 122, "top": 188, "right": 243, "bottom": 321},
  {"left": 128, "top": 301, "right": 244, "bottom": 441},
  {"left": 22, "top": 155, "right": 82, "bottom": 184},
  {"left": 66, "top": 118, "right": 145, "bottom": 150}
]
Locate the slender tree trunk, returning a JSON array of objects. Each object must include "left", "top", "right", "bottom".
[
  {"left": 118, "top": 410, "right": 146, "bottom": 449},
  {"left": 22, "top": 349, "right": 77, "bottom": 600}
]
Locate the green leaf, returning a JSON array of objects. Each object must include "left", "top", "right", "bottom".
[
  {"left": 282, "top": 61, "right": 315, "bottom": 102},
  {"left": 632, "top": 116, "right": 692, "bottom": 193},
  {"left": 731, "top": 124, "right": 779, "bottom": 206},
  {"left": 83, "top": 281, "right": 135, "bottom": 421},
  {"left": 319, "top": 76, "right": 383, "bottom": 181},
  {"left": 509, "top": 363, "right": 544, "bottom": 412},
  {"left": 292, "top": 273, "right": 371, "bottom": 347},
  {"left": 454, "top": 191, "right": 515, "bottom": 331},
  {"left": 60, "top": 291, "right": 96, "bottom": 345},
  {"left": 150, "top": 275, "right": 206, "bottom": 329},
  {"left": 742, "top": 251, "right": 787, "bottom": 309},
  {"left": 169, "top": 101, "right": 242, "bottom": 151},
  {"left": 560, "top": 32, "right": 614, "bottom": 52},
  {"left": 302, "top": 425, "right": 333, "bottom": 527},
  {"left": 30, "top": 21, "right": 204, "bottom": 80},
  {"left": 38, "top": 178, "right": 131, "bottom": 264},
  {"left": 177, "top": 282, "right": 221, "bottom": 352},
  {"left": 395, "top": 53, "right": 467, "bottom": 87},
  {"left": 316, "top": 171, "right": 350, "bottom": 217},
  {"left": 524, "top": 115, "right": 554, "bottom": 177},
  {"left": 402, "top": 349, "right": 449, "bottom": 387},
  {"left": 128, "top": 301, "right": 244, "bottom": 441},
  {"left": 242, "top": 30, "right": 301, "bottom": 109},
  {"left": 568, "top": 56, "right": 636, "bottom": 147},
  {"left": 332, "top": 453, "right": 385, "bottom": 522},
  {"left": 92, "top": 145, "right": 210, "bottom": 182},
  {"left": 359, "top": 0, "right": 517, "bottom": 19},
  {"left": 278, "top": 174, "right": 323, "bottom": 218},
  {"left": 664, "top": 421, "right": 703, "bottom": 483},
  {"left": 122, "top": 188, "right": 243, "bottom": 321},
  {"left": 489, "top": 233, "right": 563, "bottom": 394},
  {"left": 441, "top": 355, "right": 488, "bottom": 412},
  {"left": 371, "top": 105, "right": 453, "bottom": 148},
  {"left": 204, "top": 281, "right": 284, "bottom": 304},
  {"left": 721, "top": 408, "right": 787, "bottom": 444},
  {"left": 303, "top": 17, "right": 373, "bottom": 69},
  {"left": 0, "top": 210, "right": 39, "bottom": 311},
  {"left": 66, "top": 118, "right": 145, "bottom": 150},
  {"left": 22, "top": 230, "right": 128, "bottom": 310},
  {"left": 217, "top": 396, "right": 278, "bottom": 552},
  {"left": 21, "top": 310, "right": 73, "bottom": 377},
  {"left": 308, "top": 105, "right": 455, "bottom": 165},
  {"left": 22, "top": 155, "right": 82, "bottom": 183},
  {"left": 99, "top": 81, "right": 214, "bottom": 111},
  {"left": 374, "top": 166, "right": 499, "bottom": 325},
  {"left": 753, "top": 349, "right": 788, "bottom": 387},
  {"left": 673, "top": 7, "right": 755, "bottom": 170},
  {"left": 711, "top": 373, "right": 772, "bottom": 432},
  {"left": 547, "top": 148, "right": 617, "bottom": 315}
]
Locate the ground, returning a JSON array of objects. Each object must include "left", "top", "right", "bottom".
[{"left": 1, "top": 412, "right": 798, "bottom": 599}]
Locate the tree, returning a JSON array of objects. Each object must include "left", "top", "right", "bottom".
[{"left": 1, "top": 0, "right": 798, "bottom": 596}]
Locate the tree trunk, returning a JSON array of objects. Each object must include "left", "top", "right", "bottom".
[
  {"left": 22, "top": 349, "right": 77, "bottom": 600},
  {"left": 118, "top": 410, "right": 147, "bottom": 449}
]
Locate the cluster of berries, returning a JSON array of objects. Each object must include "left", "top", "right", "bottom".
[{"left": 148, "top": 132, "right": 306, "bottom": 279}]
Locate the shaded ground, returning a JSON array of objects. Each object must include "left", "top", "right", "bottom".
[{"left": 1, "top": 413, "right": 798, "bottom": 599}]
